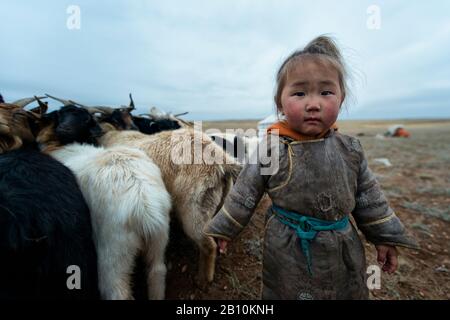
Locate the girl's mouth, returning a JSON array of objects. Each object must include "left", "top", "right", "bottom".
[{"left": 305, "top": 118, "right": 321, "bottom": 124}]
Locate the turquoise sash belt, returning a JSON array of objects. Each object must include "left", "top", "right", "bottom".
[{"left": 272, "top": 205, "right": 349, "bottom": 276}]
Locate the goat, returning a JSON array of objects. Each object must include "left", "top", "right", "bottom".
[
  {"left": 35, "top": 104, "right": 172, "bottom": 300},
  {"left": 132, "top": 116, "right": 181, "bottom": 135},
  {"left": 45, "top": 93, "right": 188, "bottom": 135},
  {"left": 93, "top": 104, "right": 184, "bottom": 135},
  {"left": 43, "top": 95, "right": 241, "bottom": 284},
  {"left": 135, "top": 106, "right": 192, "bottom": 132},
  {"left": 96, "top": 123, "right": 242, "bottom": 285},
  {"left": 0, "top": 100, "right": 99, "bottom": 299},
  {"left": 208, "top": 132, "right": 261, "bottom": 164},
  {"left": 94, "top": 107, "right": 182, "bottom": 135}
]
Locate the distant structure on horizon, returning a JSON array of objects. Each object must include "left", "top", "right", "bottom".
[{"left": 257, "top": 114, "right": 278, "bottom": 136}]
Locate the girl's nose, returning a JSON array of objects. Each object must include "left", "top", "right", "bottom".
[{"left": 305, "top": 103, "right": 321, "bottom": 112}]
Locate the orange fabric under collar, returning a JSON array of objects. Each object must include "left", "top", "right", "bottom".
[{"left": 267, "top": 121, "right": 338, "bottom": 141}]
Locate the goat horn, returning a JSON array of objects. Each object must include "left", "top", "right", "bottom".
[
  {"left": 34, "top": 96, "right": 47, "bottom": 108},
  {"left": 45, "top": 94, "right": 73, "bottom": 106},
  {"left": 128, "top": 93, "right": 135, "bottom": 111},
  {"left": 46, "top": 94, "right": 115, "bottom": 114},
  {"left": 45, "top": 93, "right": 91, "bottom": 109},
  {"left": 177, "top": 118, "right": 193, "bottom": 127},
  {"left": 12, "top": 96, "right": 46, "bottom": 108},
  {"left": 29, "top": 96, "right": 48, "bottom": 115},
  {"left": 174, "top": 112, "right": 189, "bottom": 117},
  {"left": 92, "top": 106, "right": 116, "bottom": 114}
]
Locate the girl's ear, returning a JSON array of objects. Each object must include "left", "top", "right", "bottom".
[{"left": 340, "top": 91, "right": 346, "bottom": 106}]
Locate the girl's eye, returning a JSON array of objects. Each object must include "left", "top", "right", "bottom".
[
  {"left": 293, "top": 92, "right": 305, "bottom": 97},
  {"left": 322, "top": 91, "right": 334, "bottom": 96}
]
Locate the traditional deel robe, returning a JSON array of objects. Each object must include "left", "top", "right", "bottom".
[{"left": 204, "top": 124, "right": 418, "bottom": 300}]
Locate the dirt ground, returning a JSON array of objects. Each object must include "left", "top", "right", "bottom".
[{"left": 163, "top": 119, "right": 450, "bottom": 300}]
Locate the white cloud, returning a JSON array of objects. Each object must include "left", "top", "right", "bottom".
[{"left": 1, "top": 0, "right": 449, "bottom": 120}]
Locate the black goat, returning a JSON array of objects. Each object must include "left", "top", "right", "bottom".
[
  {"left": 97, "top": 109, "right": 138, "bottom": 131},
  {"left": 98, "top": 110, "right": 181, "bottom": 135},
  {"left": 0, "top": 104, "right": 99, "bottom": 300},
  {"left": 39, "top": 104, "right": 103, "bottom": 146},
  {"left": 0, "top": 147, "right": 99, "bottom": 299},
  {"left": 131, "top": 116, "right": 181, "bottom": 135}
]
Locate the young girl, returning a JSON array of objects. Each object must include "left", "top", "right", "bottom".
[{"left": 204, "top": 36, "right": 418, "bottom": 299}]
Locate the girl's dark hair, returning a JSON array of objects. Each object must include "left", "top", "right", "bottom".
[{"left": 274, "top": 35, "right": 349, "bottom": 114}]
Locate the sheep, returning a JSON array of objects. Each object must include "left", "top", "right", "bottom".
[
  {"left": 96, "top": 122, "right": 242, "bottom": 285},
  {"left": 34, "top": 103, "right": 172, "bottom": 300},
  {"left": 0, "top": 100, "right": 99, "bottom": 299}
]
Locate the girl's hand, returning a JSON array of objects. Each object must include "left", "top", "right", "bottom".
[
  {"left": 218, "top": 239, "right": 228, "bottom": 255},
  {"left": 375, "top": 244, "right": 398, "bottom": 274}
]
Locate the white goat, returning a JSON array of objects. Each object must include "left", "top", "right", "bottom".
[
  {"left": 37, "top": 107, "right": 172, "bottom": 300},
  {"left": 53, "top": 145, "right": 171, "bottom": 300}
]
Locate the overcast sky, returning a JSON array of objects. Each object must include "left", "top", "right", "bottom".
[{"left": 1, "top": 1, "right": 449, "bottom": 120}]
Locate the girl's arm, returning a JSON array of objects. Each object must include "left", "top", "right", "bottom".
[
  {"left": 351, "top": 139, "right": 419, "bottom": 250},
  {"left": 203, "top": 160, "right": 268, "bottom": 242}
]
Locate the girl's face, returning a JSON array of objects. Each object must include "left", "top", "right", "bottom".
[{"left": 280, "top": 59, "right": 343, "bottom": 136}]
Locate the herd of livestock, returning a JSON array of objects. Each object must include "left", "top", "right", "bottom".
[{"left": 0, "top": 94, "right": 258, "bottom": 300}]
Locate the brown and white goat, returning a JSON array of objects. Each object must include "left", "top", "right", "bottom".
[{"left": 97, "top": 124, "right": 242, "bottom": 285}]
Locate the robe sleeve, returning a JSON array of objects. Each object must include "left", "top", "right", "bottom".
[
  {"left": 352, "top": 139, "right": 419, "bottom": 249},
  {"left": 204, "top": 135, "right": 276, "bottom": 240}
]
